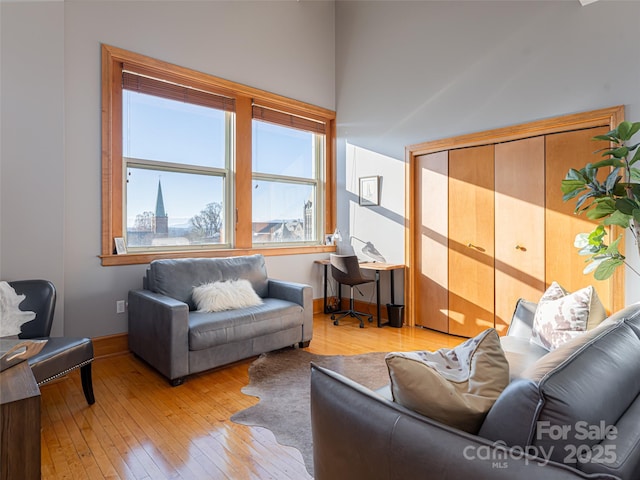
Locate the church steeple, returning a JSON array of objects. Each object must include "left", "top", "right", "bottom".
[
  {"left": 155, "top": 179, "right": 168, "bottom": 236},
  {"left": 155, "top": 179, "right": 166, "bottom": 218}
]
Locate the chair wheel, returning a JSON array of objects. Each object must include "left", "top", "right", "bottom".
[
  {"left": 331, "top": 314, "right": 336, "bottom": 320},
  {"left": 333, "top": 320, "right": 339, "bottom": 326},
  {"left": 359, "top": 324, "right": 364, "bottom": 328},
  {"left": 368, "top": 316, "right": 373, "bottom": 322}
]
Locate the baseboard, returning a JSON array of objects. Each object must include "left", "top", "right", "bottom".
[{"left": 92, "top": 333, "right": 129, "bottom": 359}]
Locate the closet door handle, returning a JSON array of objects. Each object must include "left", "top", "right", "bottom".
[
  {"left": 515, "top": 245, "right": 527, "bottom": 251},
  {"left": 467, "top": 243, "right": 486, "bottom": 252}
]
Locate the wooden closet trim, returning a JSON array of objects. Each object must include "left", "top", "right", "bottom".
[{"left": 404, "top": 105, "right": 625, "bottom": 327}]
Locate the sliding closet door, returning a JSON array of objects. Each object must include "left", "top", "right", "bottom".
[
  {"left": 448, "top": 145, "right": 495, "bottom": 337},
  {"left": 494, "top": 137, "right": 546, "bottom": 333},
  {"left": 415, "top": 151, "right": 449, "bottom": 331},
  {"left": 545, "top": 127, "right": 614, "bottom": 312}
]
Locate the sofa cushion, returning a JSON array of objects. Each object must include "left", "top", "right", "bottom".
[
  {"left": 192, "top": 279, "right": 263, "bottom": 312},
  {"left": 506, "top": 298, "right": 537, "bottom": 339},
  {"left": 500, "top": 336, "right": 548, "bottom": 380},
  {"left": 149, "top": 255, "right": 269, "bottom": 310},
  {"left": 385, "top": 328, "right": 509, "bottom": 434},
  {"left": 188, "top": 298, "right": 303, "bottom": 350},
  {"left": 479, "top": 305, "right": 640, "bottom": 468},
  {"left": 531, "top": 283, "right": 606, "bottom": 350}
]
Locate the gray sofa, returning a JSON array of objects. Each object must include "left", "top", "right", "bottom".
[
  {"left": 129, "top": 254, "right": 312, "bottom": 385},
  {"left": 311, "top": 300, "right": 640, "bottom": 480}
]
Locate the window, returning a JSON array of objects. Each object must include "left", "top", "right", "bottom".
[
  {"left": 252, "top": 109, "right": 325, "bottom": 245},
  {"left": 101, "top": 44, "right": 335, "bottom": 265},
  {"left": 122, "top": 74, "right": 233, "bottom": 250}
]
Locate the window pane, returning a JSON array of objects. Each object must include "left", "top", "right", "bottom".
[
  {"left": 252, "top": 180, "right": 315, "bottom": 243},
  {"left": 252, "top": 121, "right": 315, "bottom": 178},
  {"left": 126, "top": 167, "right": 226, "bottom": 248},
  {"left": 123, "top": 91, "right": 226, "bottom": 168}
]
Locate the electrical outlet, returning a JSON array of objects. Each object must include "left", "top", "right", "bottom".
[{"left": 116, "top": 300, "right": 126, "bottom": 314}]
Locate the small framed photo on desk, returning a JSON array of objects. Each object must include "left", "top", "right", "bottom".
[{"left": 359, "top": 176, "right": 380, "bottom": 206}]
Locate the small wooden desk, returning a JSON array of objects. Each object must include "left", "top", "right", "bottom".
[{"left": 315, "top": 259, "right": 404, "bottom": 327}]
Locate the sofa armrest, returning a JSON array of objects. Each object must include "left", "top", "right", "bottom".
[
  {"left": 268, "top": 279, "right": 313, "bottom": 342},
  {"left": 310, "top": 364, "right": 614, "bottom": 480},
  {"left": 507, "top": 298, "right": 538, "bottom": 339},
  {"left": 128, "top": 289, "right": 190, "bottom": 382}
]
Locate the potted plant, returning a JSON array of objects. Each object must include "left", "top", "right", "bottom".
[{"left": 561, "top": 120, "right": 640, "bottom": 280}]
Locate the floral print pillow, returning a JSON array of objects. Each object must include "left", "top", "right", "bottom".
[{"left": 531, "top": 282, "right": 605, "bottom": 350}]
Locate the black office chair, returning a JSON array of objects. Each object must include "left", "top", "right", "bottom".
[
  {"left": 10, "top": 279, "right": 95, "bottom": 405},
  {"left": 329, "top": 254, "right": 375, "bottom": 328}
]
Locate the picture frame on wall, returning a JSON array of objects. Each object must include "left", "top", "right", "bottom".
[{"left": 359, "top": 175, "right": 380, "bottom": 206}]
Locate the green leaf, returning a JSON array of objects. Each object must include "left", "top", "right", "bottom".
[
  {"left": 594, "top": 258, "right": 624, "bottom": 280},
  {"left": 564, "top": 168, "right": 586, "bottom": 181},
  {"left": 628, "top": 122, "right": 640, "bottom": 139},
  {"left": 603, "top": 210, "right": 631, "bottom": 228},
  {"left": 583, "top": 256, "right": 605, "bottom": 274},
  {"left": 617, "top": 121, "right": 632, "bottom": 141},
  {"left": 631, "top": 168, "right": 640, "bottom": 182},
  {"left": 561, "top": 179, "right": 586, "bottom": 195},
  {"left": 574, "top": 192, "right": 597, "bottom": 211},
  {"left": 611, "top": 146, "right": 629, "bottom": 158},
  {"left": 588, "top": 225, "right": 606, "bottom": 246},
  {"left": 612, "top": 184, "right": 627, "bottom": 197},
  {"left": 590, "top": 158, "right": 617, "bottom": 169},
  {"left": 615, "top": 197, "right": 639, "bottom": 215},
  {"left": 586, "top": 198, "right": 616, "bottom": 219},
  {"left": 605, "top": 236, "right": 622, "bottom": 255},
  {"left": 604, "top": 168, "right": 621, "bottom": 193},
  {"left": 631, "top": 149, "right": 640, "bottom": 166},
  {"left": 633, "top": 209, "right": 640, "bottom": 224},
  {"left": 593, "top": 134, "right": 618, "bottom": 142}
]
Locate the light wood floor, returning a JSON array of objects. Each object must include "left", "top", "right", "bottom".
[{"left": 40, "top": 314, "right": 463, "bottom": 479}]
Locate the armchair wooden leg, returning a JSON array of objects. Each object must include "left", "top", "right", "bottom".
[{"left": 80, "top": 363, "right": 95, "bottom": 405}]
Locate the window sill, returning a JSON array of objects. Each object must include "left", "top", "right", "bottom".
[{"left": 100, "top": 244, "right": 337, "bottom": 266}]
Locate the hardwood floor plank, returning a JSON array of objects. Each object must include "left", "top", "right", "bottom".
[{"left": 40, "top": 314, "right": 458, "bottom": 479}]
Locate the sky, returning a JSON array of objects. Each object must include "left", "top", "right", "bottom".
[{"left": 123, "top": 91, "right": 318, "bottom": 229}]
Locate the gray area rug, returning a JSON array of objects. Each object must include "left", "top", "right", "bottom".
[{"left": 230, "top": 348, "right": 390, "bottom": 476}]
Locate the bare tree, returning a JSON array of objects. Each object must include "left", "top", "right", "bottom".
[
  {"left": 189, "top": 202, "right": 223, "bottom": 240},
  {"left": 134, "top": 211, "right": 155, "bottom": 232}
]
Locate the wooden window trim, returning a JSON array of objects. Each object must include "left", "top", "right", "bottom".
[{"left": 101, "top": 44, "right": 336, "bottom": 266}]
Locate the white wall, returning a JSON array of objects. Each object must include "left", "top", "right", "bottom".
[
  {"left": 1, "top": 0, "right": 335, "bottom": 337},
  {"left": 3, "top": 1, "right": 639, "bottom": 340},
  {"left": 335, "top": 0, "right": 640, "bottom": 307},
  {"left": 1, "top": 2, "right": 66, "bottom": 335}
]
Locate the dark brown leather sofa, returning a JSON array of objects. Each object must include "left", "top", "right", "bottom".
[{"left": 311, "top": 302, "right": 640, "bottom": 480}]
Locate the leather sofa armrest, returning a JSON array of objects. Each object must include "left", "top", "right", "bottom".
[
  {"left": 310, "top": 364, "right": 611, "bottom": 480},
  {"left": 128, "top": 289, "right": 189, "bottom": 382},
  {"left": 507, "top": 298, "right": 538, "bottom": 339},
  {"left": 268, "top": 279, "right": 313, "bottom": 342}
]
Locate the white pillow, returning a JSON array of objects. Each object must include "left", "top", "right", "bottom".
[
  {"left": 531, "top": 282, "right": 606, "bottom": 351},
  {"left": 192, "top": 279, "right": 263, "bottom": 312},
  {"left": 0, "top": 281, "right": 36, "bottom": 337},
  {"left": 385, "top": 328, "right": 509, "bottom": 434}
]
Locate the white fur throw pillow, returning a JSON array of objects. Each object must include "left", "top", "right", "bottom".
[
  {"left": 192, "top": 279, "right": 263, "bottom": 312},
  {"left": 0, "top": 281, "right": 36, "bottom": 337}
]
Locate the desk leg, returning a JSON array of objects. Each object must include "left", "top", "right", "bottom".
[
  {"left": 390, "top": 269, "right": 395, "bottom": 305},
  {"left": 323, "top": 264, "right": 329, "bottom": 314},
  {"left": 376, "top": 270, "right": 382, "bottom": 327}
]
